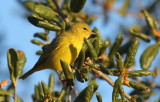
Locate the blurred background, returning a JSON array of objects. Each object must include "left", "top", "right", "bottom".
[{"left": 0, "top": 0, "right": 160, "bottom": 102}]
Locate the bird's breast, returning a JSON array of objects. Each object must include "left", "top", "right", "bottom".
[{"left": 45, "top": 37, "right": 83, "bottom": 71}]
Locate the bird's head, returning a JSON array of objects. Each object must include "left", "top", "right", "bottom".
[{"left": 71, "top": 22, "right": 94, "bottom": 38}]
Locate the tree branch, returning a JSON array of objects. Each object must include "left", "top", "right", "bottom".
[
  {"left": 90, "top": 68, "right": 131, "bottom": 100},
  {"left": 52, "top": 0, "right": 69, "bottom": 23}
]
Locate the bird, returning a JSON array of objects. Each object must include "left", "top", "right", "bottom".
[{"left": 20, "top": 22, "right": 93, "bottom": 79}]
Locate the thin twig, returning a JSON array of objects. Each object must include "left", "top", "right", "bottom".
[
  {"left": 91, "top": 68, "right": 131, "bottom": 100},
  {"left": 14, "top": 87, "right": 16, "bottom": 102},
  {"left": 13, "top": 81, "right": 17, "bottom": 102},
  {"left": 52, "top": 0, "right": 69, "bottom": 23},
  {"left": 68, "top": 89, "right": 72, "bottom": 102}
]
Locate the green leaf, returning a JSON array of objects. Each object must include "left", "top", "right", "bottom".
[
  {"left": 130, "top": 95, "right": 139, "bottom": 102},
  {"left": 142, "top": 10, "right": 158, "bottom": 29},
  {"left": 60, "top": 60, "right": 74, "bottom": 86},
  {"left": 112, "top": 75, "right": 124, "bottom": 102},
  {"left": 112, "top": 80, "right": 119, "bottom": 102},
  {"left": 48, "top": 74, "right": 54, "bottom": 94},
  {"left": 16, "top": 96, "right": 23, "bottom": 102},
  {"left": 24, "top": 1, "right": 36, "bottom": 11},
  {"left": 3, "top": 84, "right": 14, "bottom": 102},
  {"left": 7, "top": 49, "right": 18, "bottom": 76},
  {"left": 88, "top": 77, "right": 96, "bottom": 86},
  {"left": 34, "top": 33, "right": 47, "bottom": 41},
  {"left": 119, "top": 85, "right": 124, "bottom": 102},
  {"left": 109, "top": 33, "right": 123, "bottom": 59},
  {"left": 15, "top": 51, "right": 26, "bottom": 78},
  {"left": 0, "top": 88, "right": 11, "bottom": 96},
  {"left": 92, "top": 27, "right": 104, "bottom": 55},
  {"left": 7, "top": 49, "right": 26, "bottom": 79},
  {"left": 84, "top": 38, "right": 98, "bottom": 61},
  {"left": 38, "top": 82, "right": 44, "bottom": 98},
  {"left": 129, "top": 81, "right": 149, "bottom": 91},
  {"left": 117, "top": 0, "right": 130, "bottom": 16},
  {"left": 99, "top": 40, "right": 109, "bottom": 55},
  {"left": 28, "top": 14, "right": 62, "bottom": 31},
  {"left": 96, "top": 92, "right": 102, "bottom": 102},
  {"left": 48, "top": 0, "right": 56, "bottom": 10},
  {"left": 129, "top": 28, "right": 150, "bottom": 42},
  {"left": 77, "top": 47, "right": 85, "bottom": 69},
  {"left": 92, "top": 27, "right": 103, "bottom": 41},
  {"left": 76, "top": 67, "right": 90, "bottom": 83},
  {"left": 99, "top": 64, "right": 112, "bottom": 75},
  {"left": 108, "top": 33, "right": 123, "bottom": 68},
  {"left": 31, "top": 39, "right": 45, "bottom": 46},
  {"left": 74, "top": 83, "right": 99, "bottom": 102},
  {"left": 124, "top": 38, "right": 139, "bottom": 68},
  {"left": 126, "top": 70, "right": 155, "bottom": 77},
  {"left": 118, "top": 39, "right": 133, "bottom": 55},
  {"left": 41, "top": 81, "right": 49, "bottom": 96},
  {"left": 34, "top": 4, "right": 57, "bottom": 21},
  {"left": 115, "top": 52, "right": 124, "bottom": 72},
  {"left": 36, "top": 50, "right": 43, "bottom": 55},
  {"left": 57, "top": 86, "right": 68, "bottom": 102},
  {"left": 7, "top": 48, "right": 18, "bottom": 84},
  {"left": 33, "top": 85, "right": 40, "bottom": 100},
  {"left": 70, "top": 0, "right": 87, "bottom": 13},
  {"left": 140, "top": 44, "right": 159, "bottom": 69},
  {"left": 93, "top": 38, "right": 101, "bottom": 55}
]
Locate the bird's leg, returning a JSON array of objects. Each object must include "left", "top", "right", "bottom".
[
  {"left": 56, "top": 71, "right": 66, "bottom": 84},
  {"left": 56, "top": 71, "right": 74, "bottom": 86}
]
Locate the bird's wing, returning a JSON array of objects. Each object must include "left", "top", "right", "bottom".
[{"left": 32, "top": 33, "right": 67, "bottom": 69}]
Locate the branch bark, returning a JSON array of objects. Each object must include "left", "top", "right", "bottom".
[
  {"left": 91, "top": 68, "right": 131, "bottom": 100},
  {"left": 52, "top": 0, "right": 69, "bottom": 23}
]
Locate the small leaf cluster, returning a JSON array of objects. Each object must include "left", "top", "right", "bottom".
[
  {"left": 128, "top": 10, "right": 160, "bottom": 70},
  {"left": 7, "top": 49, "right": 26, "bottom": 86}
]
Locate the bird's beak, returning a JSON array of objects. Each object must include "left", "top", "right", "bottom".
[{"left": 90, "top": 31, "right": 96, "bottom": 35}]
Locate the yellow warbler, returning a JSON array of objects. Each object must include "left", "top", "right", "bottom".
[{"left": 20, "top": 22, "right": 93, "bottom": 79}]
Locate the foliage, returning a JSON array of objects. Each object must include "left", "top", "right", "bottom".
[{"left": 1, "top": 0, "right": 160, "bottom": 102}]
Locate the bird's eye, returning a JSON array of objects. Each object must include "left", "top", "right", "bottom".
[{"left": 83, "top": 28, "right": 87, "bottom": 30}]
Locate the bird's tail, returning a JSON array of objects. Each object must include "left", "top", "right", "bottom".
[{"left": 19, "top": 69, "right": 36, "bottom": 80}]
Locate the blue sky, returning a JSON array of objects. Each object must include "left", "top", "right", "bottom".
[{"left": 0, "top": 0, "right": 159, "bottom": 102}]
